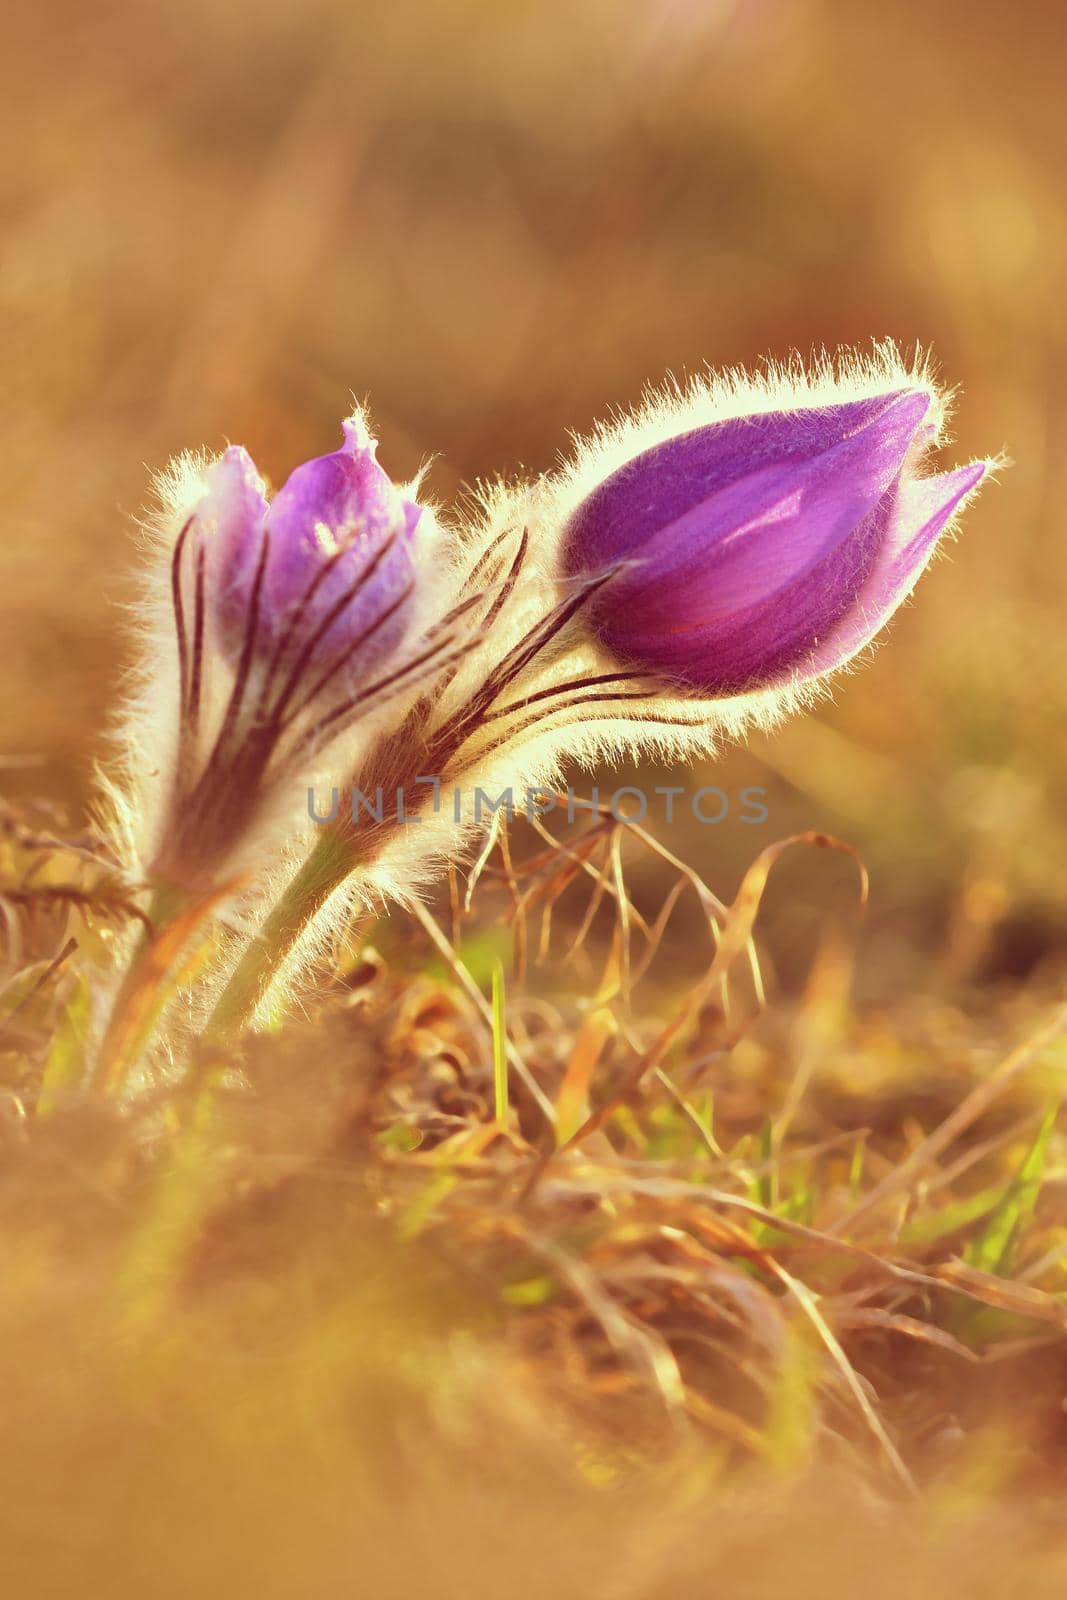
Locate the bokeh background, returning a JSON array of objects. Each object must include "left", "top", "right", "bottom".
[{"left": 4, "top": 0, "right": 1066, "bottom": 1000}]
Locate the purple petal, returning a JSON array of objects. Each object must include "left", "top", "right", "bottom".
[
  {"left": 595, "top": 499, "right": 891, "bottom": 694},
  {"left": 209, "top": 422, "right": 422, "bottom": 691},
  {"left": 803, "top": 461, "right": 986, "bottom": 676},
  {"left": 565, "top": 388, "right": 930, "bottom": 574},
  {"left": 611, "top": 390, "right": 929, "bottom": 624},
  {"left": 262, "top": 430, "right": 417, "bottom": 638},
  {"left": 197, "top": 446, "right": 270, "bottom": 619},
  {"left": 567, "top": 389, "right": 935, "bottom": 693}
]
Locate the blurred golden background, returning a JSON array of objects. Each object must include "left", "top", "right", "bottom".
[
  {"left": 4, "top": 0, "right": 1066, "bottom": 995},
  {"left": 5, "top": 12, "right": 1067, "bottom": 1586}
]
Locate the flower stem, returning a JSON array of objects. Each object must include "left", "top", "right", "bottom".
[
  {"left": 205, "top": 715, "right": 468, "bottom": 1042},
  {"left": 204, "top": 827, "right": 355, "bottom": 1041}
]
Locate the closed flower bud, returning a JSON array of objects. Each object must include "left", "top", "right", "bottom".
[{"left": 560, "top": 387, "right": 986, "bottom": 696}]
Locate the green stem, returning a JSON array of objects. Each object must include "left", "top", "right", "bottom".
[
  {"left": 204, "top": 827, "right": 356, "bottom": 1041},
  {"left": 205, "top": 714, "right": 467, "bottom": 1043}
]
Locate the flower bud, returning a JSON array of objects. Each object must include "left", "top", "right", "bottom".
[
  {"left": 561, "top": 389, "right": 985, "bottom": 695},
  {"left": 136, "top": 412, "right": 444, "bottom": 896},
  {"left": 199, "top": 413, "right": 422, "bottom": 694}
]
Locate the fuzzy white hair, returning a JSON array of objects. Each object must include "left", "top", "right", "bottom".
[
  {"left": 94, "top": 346, "right": 991, "bottom": 1042},
  {"left": 243, "top": 341, "right": 990, "bottom": 1023}
]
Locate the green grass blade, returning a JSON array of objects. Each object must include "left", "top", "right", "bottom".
[
  {"left": 36, "top": 971, "right": 91, "bottom": 1116},
  {"left": 965, "top": 1104, "right": 1058, "bottom": 1277}
]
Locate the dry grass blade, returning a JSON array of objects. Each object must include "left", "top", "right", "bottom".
[
  {"left": 829, "top": 1308, "right": 980, "bottom": 1362},
  {"left": 835, "top": 1002, "right": 1067, "bottom": 1234},
  {"left": 707, "top": 1212, "right": 916, "bottom": 1493},
  {"left": 556, "top": 1006, "right": 616, "bottom": 1144},
  {"left": 2, "top": 936, "right": 78, "bottom": 1024},
  {"left": 405, "top": 896, "right": 557, "bottom": 1129},
  {"left": 0, "top": 881, "right": 152, "bottom": 939},
  {"left": 549, "top": 831, "right": 865, "bottom": 1155},
  {"left": 519, "top": 1225, "right": 691, "bottom": 1427},
  {"left": 932, "top": 1261, "right": 1067, "bottom": 1331}
]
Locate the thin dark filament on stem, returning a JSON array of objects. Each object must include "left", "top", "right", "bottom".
[
  {"left": 287, "top": 634, "right": 475, "bottom": 767},
  {"left": 430, "top": 589, "right": 492, "bottom": 633},
  {"left": 187, "top": 541, "right": 207, "bottom": 747},
  {"left": 170, "top": 516, "right": 194, "bottom": 716},
  {"left": 457, "top": 693, "right": 707, "bottom": 766},
  {"left": 435, "top": 590, "right": 495, "bottom": 630},
  {"left": 479, "top": 562, "right": 624, "bottom": 704},
  {"left": 172, "top": 517, "right": 209, "bottom": 791},
  {"left": 433, "top": 528, "right": 530, "bottom": 700},
  {"left": 482, "top": 670, "right": 650, "bottom": 722},
  {"left": 433, "top": 561, "right": 626, "bottom": 751},
  {"left": 457, "top": 522, "right": 523, "bottom": 598},
  {"left": 470, "top": 526, "right": 529, "bottom": 638}
]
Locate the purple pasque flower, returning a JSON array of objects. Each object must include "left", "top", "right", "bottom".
[
  {"left": 560, "top": 389, "right": 985, "bottom": 696},
  {"left": 158, "top": 414, "right": 444, "bottom": 888}
]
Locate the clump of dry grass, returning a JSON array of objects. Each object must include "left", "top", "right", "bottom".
[{"left": 2, "top": 790, "right": 1066, "bottom": 1594}]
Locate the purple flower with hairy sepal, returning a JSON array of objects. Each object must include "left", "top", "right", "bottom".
[
  {"left": 202, "top": 414, "right": 422, "bottom": 707},
  {"left": 561, "top": 389, "right": 986, "bottom": 696},
  {"left": 156, "top": 414, "right": 448, "bottom": 889}
]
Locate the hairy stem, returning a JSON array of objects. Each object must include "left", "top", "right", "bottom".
[
  {"left": 203, "top": 826, "right": 357, "bottom": 1041},
  {"left": 200, "top": 558, "right": 627, "bottom": 1042},
  {"left": 204, "top": 713, "right": 454, "bottom": 1039}
]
